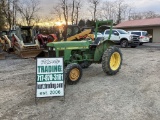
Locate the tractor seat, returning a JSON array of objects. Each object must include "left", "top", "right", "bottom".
[
  {"left": 89, "top": 37, "right": 104, "bottom": 49},
  {"left": 21, "top": 34, "right": 27, "bottom": 43},
  {"left": 89, "top": 44, "right": 97, "bottom": 49},
  {"left": 94, "top": 37, "right": 104, "bottom": 44}
]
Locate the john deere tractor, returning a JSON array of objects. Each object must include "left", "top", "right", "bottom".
[{"left": 47, "top": 20, "right": 122, "bottom": 85}]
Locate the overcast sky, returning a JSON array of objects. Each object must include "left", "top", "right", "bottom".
[{"left": 38, "top": 0, "right": 160, "bottom": 18}]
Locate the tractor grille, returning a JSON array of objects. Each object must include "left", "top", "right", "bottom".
[
  {"left": 48, "top": 50, "right": 64, "bottom": 57},
  {"left": 48, "top": 49, "right": 56, "bottom": 57},
  {"left": 59, "top": 50, "right": 64, "bottom": 57},
  {"left": 48, "top": 47, "right": 64, "bottom": 57}
]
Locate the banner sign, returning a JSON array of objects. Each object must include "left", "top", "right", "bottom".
[{"left": 36, "top": 58, "right": 64, "bottom": 97}]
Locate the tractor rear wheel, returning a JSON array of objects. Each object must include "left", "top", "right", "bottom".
[
  {"left": 102, "top": 46, "right": 122, "bottom": 75},
  {"left": 65, "top": 63, "right": 82, "bottom": 85}
]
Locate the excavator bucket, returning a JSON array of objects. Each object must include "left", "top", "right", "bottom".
[{"left": 14, "top": 49, "right": 44, "bottom": 58}]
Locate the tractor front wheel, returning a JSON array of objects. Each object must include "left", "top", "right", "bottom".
[
  {"left": 102, "top": 46, "right": 122, "bottom": 75},
  {"left": 65, "top": 63, "right": 82, "bottom": 85}
]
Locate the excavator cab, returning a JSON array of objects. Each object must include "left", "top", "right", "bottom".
[
  {"left": 20, "top": 26, "right": 35, "bottom": 44},
  {"left": 59, "top": 25, "right": 81, "bottom": 40},
  {"left": 66, "top": 25, "right": 81, "bottom": 37}
]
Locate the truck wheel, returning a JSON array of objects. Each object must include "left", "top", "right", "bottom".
[
  {"left": 139, "top": 43, "right": 143, "bottom": 45},
  {"left": 120, "top": 40, "right": 128, "bottom": 48},
  {"left": 130, "top": 46, "right": 136, "bottom": 48},
  {"left": 102, "top": 46, "right": 122, "bottom": 75},
  {"left": 65, "top": 63, "right": 82, "bottom": 85}
]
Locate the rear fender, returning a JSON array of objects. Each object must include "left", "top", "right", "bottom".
[
  {"left": 94, "top": 40, "right": 115, "bottom": 62},
  {"left": 48, "top": 34, "right": 57, "bottom": 42}
]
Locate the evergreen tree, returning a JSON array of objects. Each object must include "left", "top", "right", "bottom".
[
  {"left": 86, "top": 19, "right": 96, "bottom": 27},
  {"left": 78, "top": 19, "right": 85, "bottom": 27}
]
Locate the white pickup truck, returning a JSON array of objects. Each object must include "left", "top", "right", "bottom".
[{"left": 97, "top": 29, "right": 140, "bottom": 48}]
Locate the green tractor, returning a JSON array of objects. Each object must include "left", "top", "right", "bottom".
[{"left": 47, "top": 20, "right": 122, "bottom": 85}]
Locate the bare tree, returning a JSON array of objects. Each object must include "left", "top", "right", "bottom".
[
  {"left": 32, "top": 15, "right": 41, "bottom": 26},
  {"left": 129, "top": 11, "right": 160, "bottom": 20},
  {"left": 100, "top": 0, "right": 133, "bottom": 23},
  {"left": 101, "top": 1, "right": 116, "bottom": 21},
  {"left": 144, "top": 11, "right": 159, "bottom": 19},
  {"left": 71, "top": 0, "right": 75, "bottom": 25},
  {"left": 88, "top": 0, "right": 101, "bottom": 21},
  {"left": 51, "top": 0, "right": 82, "bottom": 25},
  {"left": 115, "top": 0, "right": 129, "bottom": 24},
  {"left": 61, "top": 0, "right": 69, "bottom": 26},
  {"left": 0, "top": 0, "right": 19, "bottom": 29},
  {"left": 59, "top": 0, "right": 70, "bottom": 41},
  {"left": 127, "top": 7, "right": 134, "bottom": 20},
  {"left": 51, "top": 4, "right": 63, "bottom": 21},
  {"left": 16, "top": 0, "right": 40, "bottom": 26},
  {"left": 0, "top": 1, "right": 6, "bottom": 30},
  {"left": 75, "top": 0, "right": 81, "bottom": 25},
  {"left": 12, "top": 0, "right": 18, "bottom": 26},
  {"left": 1, "top": 0, "right": 12, "bottom": 29}
]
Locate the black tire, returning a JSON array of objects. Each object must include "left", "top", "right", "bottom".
[
  {"left": 120, "top": 39, "right": 128, "bottom": 48},
  {"left": 80, "top": 61, "right": 92, "bottom": 69},
  {"left": 139, "top": 43, "right": 143, "bottom": 45},
  {"left": 149, "top": 38, "right": 152, "bottom": 43},
  {"left": 102, "top": 46, "right": 122, "bottom": 75},
  {"left": 65, "top": 63, "right": 82, "bottom": 85},
  {"left": 130, "top": 46, "right": 137, "bottom": 48}
]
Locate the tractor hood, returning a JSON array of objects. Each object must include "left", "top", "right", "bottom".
[{"left": 47, "top": 40, "right": 91, "bottom": 49}]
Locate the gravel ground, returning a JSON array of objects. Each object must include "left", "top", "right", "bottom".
[{"left": 0, "top": 44, "right": 160, "bottom": 120}]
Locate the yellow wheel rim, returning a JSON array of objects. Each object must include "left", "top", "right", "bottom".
[
  {"left": 69, "top": 68, "right": 80, "bottom": 81},
  {"left": 110, "top": 52, "right": 121, "bottom": 71}
]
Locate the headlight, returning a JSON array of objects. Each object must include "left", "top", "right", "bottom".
[
  {"left": 48, "top": 47, "right": 53, "bottom": 51},
  {"left": 48, "top": 47, "right": 55, "bottom": 51},
  {"left": 129, "top": 35, "right": 132, "bottom": 40}
]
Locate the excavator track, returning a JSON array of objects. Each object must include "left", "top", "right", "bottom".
[
  {"left": 0, "top": 53, "right": 5, "bottom": 59},
  {"left": 0, "top": 45, "right": 5, "bottom": 60}
]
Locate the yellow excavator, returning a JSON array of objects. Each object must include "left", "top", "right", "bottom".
[{"left": 57, "top": 25, "right": 94, "bottom": 41}]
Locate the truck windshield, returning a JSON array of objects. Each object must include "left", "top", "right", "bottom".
[
  {"left": 142, "top": 31, "right": 148, "bottom": 36},
  {"left": 131, "top": 32, "right": 141, "bottom": 36},
  {"left": 117, "top": 29, "right": 128, "bottom": 34}
]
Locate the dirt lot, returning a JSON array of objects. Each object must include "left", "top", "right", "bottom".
[{"left": 0, "top": 43, "right": 160, "bottom": 120}]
